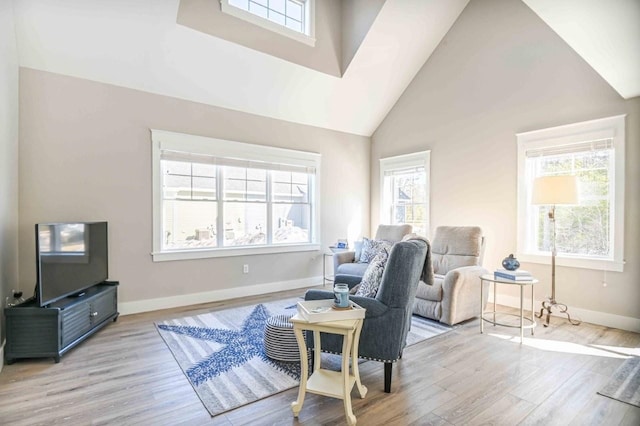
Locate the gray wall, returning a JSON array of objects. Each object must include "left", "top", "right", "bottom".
[
  {"left": 0, "top": 0, "right": 19, "bottom": 348},
  {"left": 18, "top": 68, "right": 370, "bottom": 308},
  {"left": 341, "top": 0, "right": 386, "bottom": 74},
  {"left": 372, "top": 0, "right": 640, "bottom": 324}
]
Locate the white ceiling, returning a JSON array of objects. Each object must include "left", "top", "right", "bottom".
[
  {"left": 12, "top": 0, "right": 469, "bottom": 137},
  {"left": 524, "top": 0, "right": 640, "bottom": 99},
  {"left": 12, "top": 0, "right": 640, "bottom": 137}
]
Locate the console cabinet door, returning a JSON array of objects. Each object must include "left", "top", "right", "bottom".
[
  {"left": 90, "top": 287, "right": 117, "bottom": 326},
  {"left": 61, "top": 302, "right": 92, "bottom": 348}
]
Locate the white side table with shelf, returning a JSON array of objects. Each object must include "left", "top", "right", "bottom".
[
  {"left": 322, "top": 252, "right": 334, "bottom": 285},
  {"left": 480, "top": 274, "right": 538, "bottom": 344},
  {"left": 323, "top": 246, "right": 349, "bottom": 286},
  {"left": 289, "top": 312, "right": 367, "bottom": 425}
]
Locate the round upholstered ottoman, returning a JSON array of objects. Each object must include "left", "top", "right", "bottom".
[{"left": 264, "top": 314, "right": 301, "bottom": 362}]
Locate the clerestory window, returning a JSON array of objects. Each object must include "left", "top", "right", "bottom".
[{"left": 220, "top": 0, "right": 316, "bottom": 46}]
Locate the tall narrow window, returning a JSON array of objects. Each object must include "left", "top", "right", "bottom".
[
  {"left": 152, "top": 130, "right": 320, "bottom": 261},
  {"left": 380, "top": 151, "right": 430, "bottom": 236},
  {"left": 517, "top": 115, "right": 625, "bottom": 271}
]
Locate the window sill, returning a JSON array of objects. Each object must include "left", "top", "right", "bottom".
[
  {"left": 517, "top": 252, "right": 624, "bottom": 272},
  {"left": 152, "top": 243, "right": 321, "bottom": 262}
]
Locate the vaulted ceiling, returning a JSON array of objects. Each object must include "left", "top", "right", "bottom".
[{"left": 12, "top": 0, "right": 639, "bottom": 137}]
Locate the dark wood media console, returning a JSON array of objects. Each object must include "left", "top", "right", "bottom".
[{"left": 4, "top": 281, "right": 119, "bottom": 363}]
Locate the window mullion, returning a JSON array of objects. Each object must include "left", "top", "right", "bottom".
[
  {"left": 266, "top": 171, "right": 273, "bottom": 245},
  {"left": 217, "top": 167, "right": 224, "bottom": 247},
  {"left": 306, "top": 173, "right": 313, "bottom": 243},
  {"left": 189, "top": 163, "right": 194, "bottom": 200}
]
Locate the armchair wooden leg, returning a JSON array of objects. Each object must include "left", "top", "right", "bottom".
[{"left": 384, "top": 362, "right": 392, "bottom": 393}]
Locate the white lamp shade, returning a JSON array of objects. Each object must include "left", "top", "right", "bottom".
[{"left": 531, "top": 175, "right": 579, "bottom": 205}]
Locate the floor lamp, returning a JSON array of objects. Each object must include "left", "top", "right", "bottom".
[{"left": 531, "top": 175, "right": 581, "bottom": 327}]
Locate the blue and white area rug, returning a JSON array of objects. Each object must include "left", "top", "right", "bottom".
[{"left": 155, "top": 297, "right": 452, "bottom": 417}]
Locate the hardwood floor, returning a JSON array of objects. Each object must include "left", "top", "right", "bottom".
[{"left": 1, "top": 287, "right": 639, "bottom": 425}]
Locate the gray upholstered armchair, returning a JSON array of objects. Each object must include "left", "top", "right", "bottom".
[
  {"left": 412, "top": 226, "right": 489, "bottom": 325},
  {"left": 332, "top": 224, "right": 413, "bottom": 287},
  {"left": 305, "top": 239, "right": 430, "bottom": 393}
]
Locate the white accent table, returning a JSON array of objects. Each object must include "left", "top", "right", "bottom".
[
  {"left": 323, "top": 246, "right": 348, "bottom": 286},
  {"left": 480, "top": 274, "right": 538, "bottom": 344},
  {"left": 289, "top": 314, "right": 367, "bottom": 425},
  {"left": 322, "top": 252, "right": 334, "bottom": 286}
]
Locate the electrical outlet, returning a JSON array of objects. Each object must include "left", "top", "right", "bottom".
[{"left": 243, "top": 264, "right": 249, "bottom": 274}]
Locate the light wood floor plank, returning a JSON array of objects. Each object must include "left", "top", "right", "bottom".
[
  {"left": 466, "top": 393, "right": 536, "bottom": 425},
  {"left": 1, "top": 289, "right": 638, "bottom": 425},
  {"left": 519, "top": 370, "right": 611, "bottom": 425}
]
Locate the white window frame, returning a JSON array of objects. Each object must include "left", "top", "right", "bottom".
[
  {"left": 151, "top": 129, "right": 321, "bottom": 262},
  {"left": 220, "top": 0, "right": 316, "bottom": 47},
  {"left": 379, "top": 151, "right": 431, "bottom": 236},
  {"left": 516, "top": 115, "right": 625, "bottom": 272}
]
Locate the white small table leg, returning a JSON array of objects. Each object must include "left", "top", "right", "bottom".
[
  {"left": 351, "top": 320, "right": 367, "bottom": 399},
  {"left": 291, "top": 326, "right": 307, "bottom": 417},
  {"left": 313, "top": 330, "right": 322, "bottom": 374},
  {"left": 493, "top": 282, "right": 497, "bottom": 326},
  {"left": 341, "top": 330, "right": 356, "bottom": 425},
  {"left": 520, "top": 285, "right": 524, "bottom": 344},
  {"left": 531, "top": 284, "right": 535, "bottom": 335},
  {"left": 480, "top": 278, "right": 484, "bottom": 334}
]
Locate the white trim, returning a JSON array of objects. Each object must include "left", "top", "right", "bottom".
[
  {"left": 220, "top": 0, "right": 316, "bottom": 47},
  {"left": 152, "top": 243, "right": 320, "bottom": 262},
  {"left": 150, "top": 129, "right": 321, "bottom": 262},
  {"left": 152, "top": 130, "right": 321, "bottom": 168},
  {"left": 493, "top": 294, "right": 640, "bottom": 333},
  {"left": 516, "top": 115, "right": 626, "bottom": 272},
  {"left": 517, "top": 253, "right": 625, "bottom": 272},
  {"left": 118, "top": 276, "right": 321, "bottom": 315},
  {"left": 379, "top": 150, "right": 431, "bottom": 235},
  {"left": 379, "top": 150, "right": 431, "bottom": 172},
  {"left": 0, "top": 339, "right": 4, "bottom": 372}
]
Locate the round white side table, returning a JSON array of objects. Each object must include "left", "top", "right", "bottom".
[{"left": 480, "top": 274, "right": 538, "bottom": 344}]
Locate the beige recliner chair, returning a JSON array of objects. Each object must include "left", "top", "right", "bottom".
[{"left": 412, "top": 226, "right": 489, "bottom": 325}]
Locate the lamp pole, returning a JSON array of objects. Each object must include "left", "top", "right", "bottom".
[
  {"left": 535, "top": 205, "right": 580, "bottom": 327},
  {"left": 550, "top": 206, "right": 556, "bottom": 304}
]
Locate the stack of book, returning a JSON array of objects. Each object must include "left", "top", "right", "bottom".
[{"left": 494, "top": 268, "right": 533, "bottom": 281}]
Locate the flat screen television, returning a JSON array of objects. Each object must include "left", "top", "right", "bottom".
[{"left": 35, "top": 221, "right": 108, "bottom": 307}]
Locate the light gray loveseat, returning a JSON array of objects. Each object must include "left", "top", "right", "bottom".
[
  {"left": 413, "top": 226, "right": 489, "bottom": 325},
  {"left": 332, "top": 224, "right": 413, "bottom": 287}
]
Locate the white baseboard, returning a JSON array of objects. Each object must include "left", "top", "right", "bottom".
[
  {"left": 493, "top": 294, "right": 640, "bottom": 333},
  {"left": 118, "top": 276, "right": 323, "bottom": 316}
]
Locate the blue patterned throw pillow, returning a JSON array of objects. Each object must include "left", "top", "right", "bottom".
[
  {"left": 358, "top": 238, "right": 392, "bottom": 264},
  {"left": 355, "top": 248, "right": 389, "bottom": 298}
]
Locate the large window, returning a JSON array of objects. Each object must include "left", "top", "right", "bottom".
[
  {"left": 152, "top": 130, "right": 320, "bottom": 261},
  {"left": 516, "top": 115, "right": 625, "bottom": 272},
  {"left": 379, "top": 151, "right": 430, "bottom": 236},
  {"left": 220, "top": 0, "right": 315, "bottom": 46}
]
